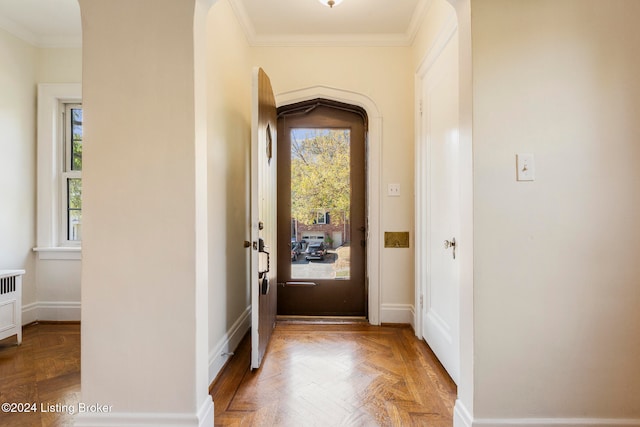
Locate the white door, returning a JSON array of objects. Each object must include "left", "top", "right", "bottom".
[
  {"left": 251, "top": 67, "right": 278, "bottom": 369},
  {"left": 417, "top": 30, "right": 460, "bottom": 384}
]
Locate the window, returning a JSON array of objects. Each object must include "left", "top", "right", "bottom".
[
  {"left": 35, "top": 83, "right": 82, "bottom": 259},
  {"left": 316, "top": 211, "right": 326, "bottom": 224},
  {"left": 62, "top": 104, "right": 83, "bottom": 243},
  {"left": 315, "top": 210, "right": 329, "bottom": 225}
]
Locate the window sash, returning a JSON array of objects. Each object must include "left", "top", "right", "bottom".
[
  {"left": 61, "top": 171, "right": 82, "bottom": 245},
  {"left": 63, "top": 103, "right": 82, "bottom": 173},
  {"left": 60, "top": 102, "right": 82, "bottom": 246},
  {"left": 35, "top": 84, "right": 81, "bottom": 255}
]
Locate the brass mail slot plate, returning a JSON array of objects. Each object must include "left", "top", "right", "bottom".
[{"left": 384, "top": 232, "right": 410, "bottom": 248}]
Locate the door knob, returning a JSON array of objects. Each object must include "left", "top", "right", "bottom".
[{"left": 444, "top": 238, "right": 456, "bottom": 259}]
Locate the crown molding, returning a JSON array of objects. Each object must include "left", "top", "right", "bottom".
[
  {"left": 228, "top": 0, "right": 431, "bottom": 47},
  {"left": 406, "top": 0, "right": 434, "bottom": 45},
  {"left": 250, "top": 32, "right": 412, "bottom": 47},
  {"left": 227, "top": 0, "right": 257, "bottom": 45},
  {"left": 0, "top": 14, "right": 39, "bottom": 46},
  {"left": 0, "top": 15, "right": 81, "bottom": 48}
]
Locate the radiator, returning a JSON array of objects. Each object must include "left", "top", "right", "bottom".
[{"left": 0, "top": 270, "right": 24, "bottom": 344}]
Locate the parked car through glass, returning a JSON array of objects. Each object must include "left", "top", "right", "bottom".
[{"left": 305, "top": 242, "right": 327, "bottom": 261}]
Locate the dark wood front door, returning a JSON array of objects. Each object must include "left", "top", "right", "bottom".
[
  {"left": 277, "top": 100, "right": 367, "bottom": 316},
  {"left": 251, "top": 67, "right": 277, "bottom": 368}
]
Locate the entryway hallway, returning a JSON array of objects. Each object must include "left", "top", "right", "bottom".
[{"left": 211, "top": 322, "right": 456, "bottom": 426}]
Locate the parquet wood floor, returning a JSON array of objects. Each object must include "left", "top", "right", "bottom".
[
  {"left": 0, "top": 323, "right": 80, "bottom": 427},
  {"left": 210, "top": 322, "right": 456, "bottom": 427},
  {"left": 0, "top": 322, "right": 455, "bottom": 426}
]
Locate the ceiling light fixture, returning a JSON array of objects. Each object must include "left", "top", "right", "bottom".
[{"left": 318, "top": 0, "right": 344, "bottom": 8}]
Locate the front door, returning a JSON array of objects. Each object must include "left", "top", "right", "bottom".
[
  {"left": 250, "top": 67, "right": 278, "bottom": 369},
  {"left": 277, "top": 101, "right": 366, "bottom": 316}
]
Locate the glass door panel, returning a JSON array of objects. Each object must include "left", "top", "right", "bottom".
[{"left": 290, "top": 128, "right": 351, "bottom": 281}]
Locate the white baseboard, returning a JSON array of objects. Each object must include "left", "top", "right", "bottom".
[
  {"left": 454, "top": 399, "right": 473, "bottom": 427},
  {"left": 380, "top": 303, "right": 414, "bottom": 326},
  {"left": 74, "top": 396, "right": 214, "bottom": 427},
  {"left": 453, "top": 399, "right": 640, "bottom": 427},
  {"left": 208, "top": 305, "right": 251, "bottom": 384},
  {"left": 473, "top": 418, "right": 640, "bottom": 427},
  {"left": 22, "top": 301, "right": 81, "bottom": 323},
  {"left": 22, "top": 302, "right": 38, "bottom": 324}
]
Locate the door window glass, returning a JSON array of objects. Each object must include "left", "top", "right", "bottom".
[{"left": 290, "top": 128, "right": 351, "bottom": 280}]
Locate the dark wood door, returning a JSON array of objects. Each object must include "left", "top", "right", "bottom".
[
  {"left": 251, "top": 67, "right": 277, "bottom": 368},
  {"left": 277, "top": 100, "right": 367, "bottom": 316}
]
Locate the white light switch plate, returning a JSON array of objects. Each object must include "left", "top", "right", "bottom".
[
  {"left": 388, "top": 183, "right": 401, "bottom": 196},
  {"left": 516, "top": 154, "right": 535, "bottom": 181}
]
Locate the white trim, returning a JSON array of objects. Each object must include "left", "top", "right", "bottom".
[
  {"left": 246, "top": 33, "right": 414, "bottom": 47},
  {"left": 454, "top": 399, "right": 473, "bottom": 427},
  {"left": 380, "top": 304, "right": 414, "bottom": 326},
  {"left": 472, "top": 419, "right": 640, "bottom": 427},
  {"left": 33, "top": 247, "right": 82, "bottom": 260},
  {"left": 36, "top": 301, "right": 81, "bottom": 321},
  {"left": 413, "top": 3, "right": 457, "bottom": 342},
  {"left": 209, "top": 305, "right": 251, "bottom": 384},
  {"left": 36, "top": 83, "right": 82, "bottom": 251},
  {"left": 21, "top": 302, "right": 38, "bottom": 325},
  {"left": 0, "top": 12, "right": 81, "bottom": 48},
  {"left": 227, "top": 0, "right": 256, "bottom": 45},
  {"left": 21, "top": 301, "right": 81, "bottom": 323},
  {"left": 276, "top": 85, "right": 382, "bottom": 325},
  {"left": 414, "top": 2, "right": 462, "bottom": 385},
  {"left": 74, "top": 397, "right": 215, "bottom": 427},
  {"left": 405, "top": 0, "right": 434, "bottom": 46},
  {"left": 415, "top": 10, "right": 458, "bottom": 75},
  {"left": 0, "top": 15, "right": 39, "bottom": 46},
  {"left": 227, "top": 0, "right": 432, "bottom": 47}
]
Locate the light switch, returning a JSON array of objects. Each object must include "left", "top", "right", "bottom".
[
  {"left": 516, "top": 154, "right": 535, "bottom": 181},
  {"left": 388, "top": 183, "right": 401, "bottom": 196}
]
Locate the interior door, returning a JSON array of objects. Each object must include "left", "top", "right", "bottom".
[
  {"left": 251, "top": 67, "right": 278, "bottom": 369},
  {"left": 420, "top": 30, "right": 460, "bottom": 384},
  {"left": 276, "top": 101, "right": 366, "bottom": 316}
]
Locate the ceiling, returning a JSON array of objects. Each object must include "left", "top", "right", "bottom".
[
  {"left": 0, "top": 0, "right": 81, "bottom": 48},
  {"left": 0, "top": 0, "right": 429, "bottom": 48}
]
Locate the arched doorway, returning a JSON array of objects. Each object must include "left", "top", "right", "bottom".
[
  {"left": 277, "top": 99, "right": 367, "bottom": 316},
  {"left": 276, "top": 86, "right": 383, "bottom": 323}
]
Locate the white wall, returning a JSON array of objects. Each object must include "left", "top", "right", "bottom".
[
  {"left": 38, "top": 48, "right": 82, "bottom": 83},
  {"left": 0, "top": 25, "right": 82, "bottom": 323},
  {"left": 251, "top": 44, "right": 416, "bottom": 320},
  {"left": 0, "top": 28, "right": 38, "bottom": 312},
  {"left": 472, "top": 0, "right": 640, "bottom": 422},
  {"left": 78, "top": 0, "right": 212, "bottom": 422},
  {"left": 206, "top": 0, "right": 253, "bottom": 382}
]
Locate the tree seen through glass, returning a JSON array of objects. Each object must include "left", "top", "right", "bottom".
[
  {"left": 71, "top": 108, "right": 82, "bottom": 171},
  {"left": 290, "top": 128, "right": 351, "bottom": 280},
  {"left": 67, "top": 107, "right": 82, "bottom": 241}
]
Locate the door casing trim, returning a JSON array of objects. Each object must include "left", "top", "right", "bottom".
[{"left": 275, "top": 86, "right": 382, "bottom": 325}]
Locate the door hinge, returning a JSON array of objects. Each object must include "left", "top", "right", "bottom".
[
  {"left": 420, "top": 295, "right": 424, "bottom": 309},
  {"left": 419, "top": 100, "right": 423, "bottom": 116}
]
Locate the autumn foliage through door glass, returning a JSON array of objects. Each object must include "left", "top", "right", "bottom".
[{"left": 290, "top": 128, "right": 351, "bottom": 280}]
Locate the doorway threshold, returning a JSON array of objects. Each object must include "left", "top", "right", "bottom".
[{"left": 277, "top": 315, "right": 368, "bottom": 325}]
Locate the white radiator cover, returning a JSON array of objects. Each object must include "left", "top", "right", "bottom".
[{"left": 0, "top": 269, "right": 25, "bottom": 344}]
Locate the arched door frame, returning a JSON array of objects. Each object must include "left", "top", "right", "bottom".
[{"left": 276, "top": 86, "right": 382, "bottom": 325}]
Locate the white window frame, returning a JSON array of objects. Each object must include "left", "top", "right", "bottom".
[
  {"left": 61, "top": 103, "right": 82, "bottom": 245},
  {"left": 316, "top": 210, "right": 328, "bottom": 225},
  {"left": 34, "top": 84, "right": 82, "bottom": 260}
]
